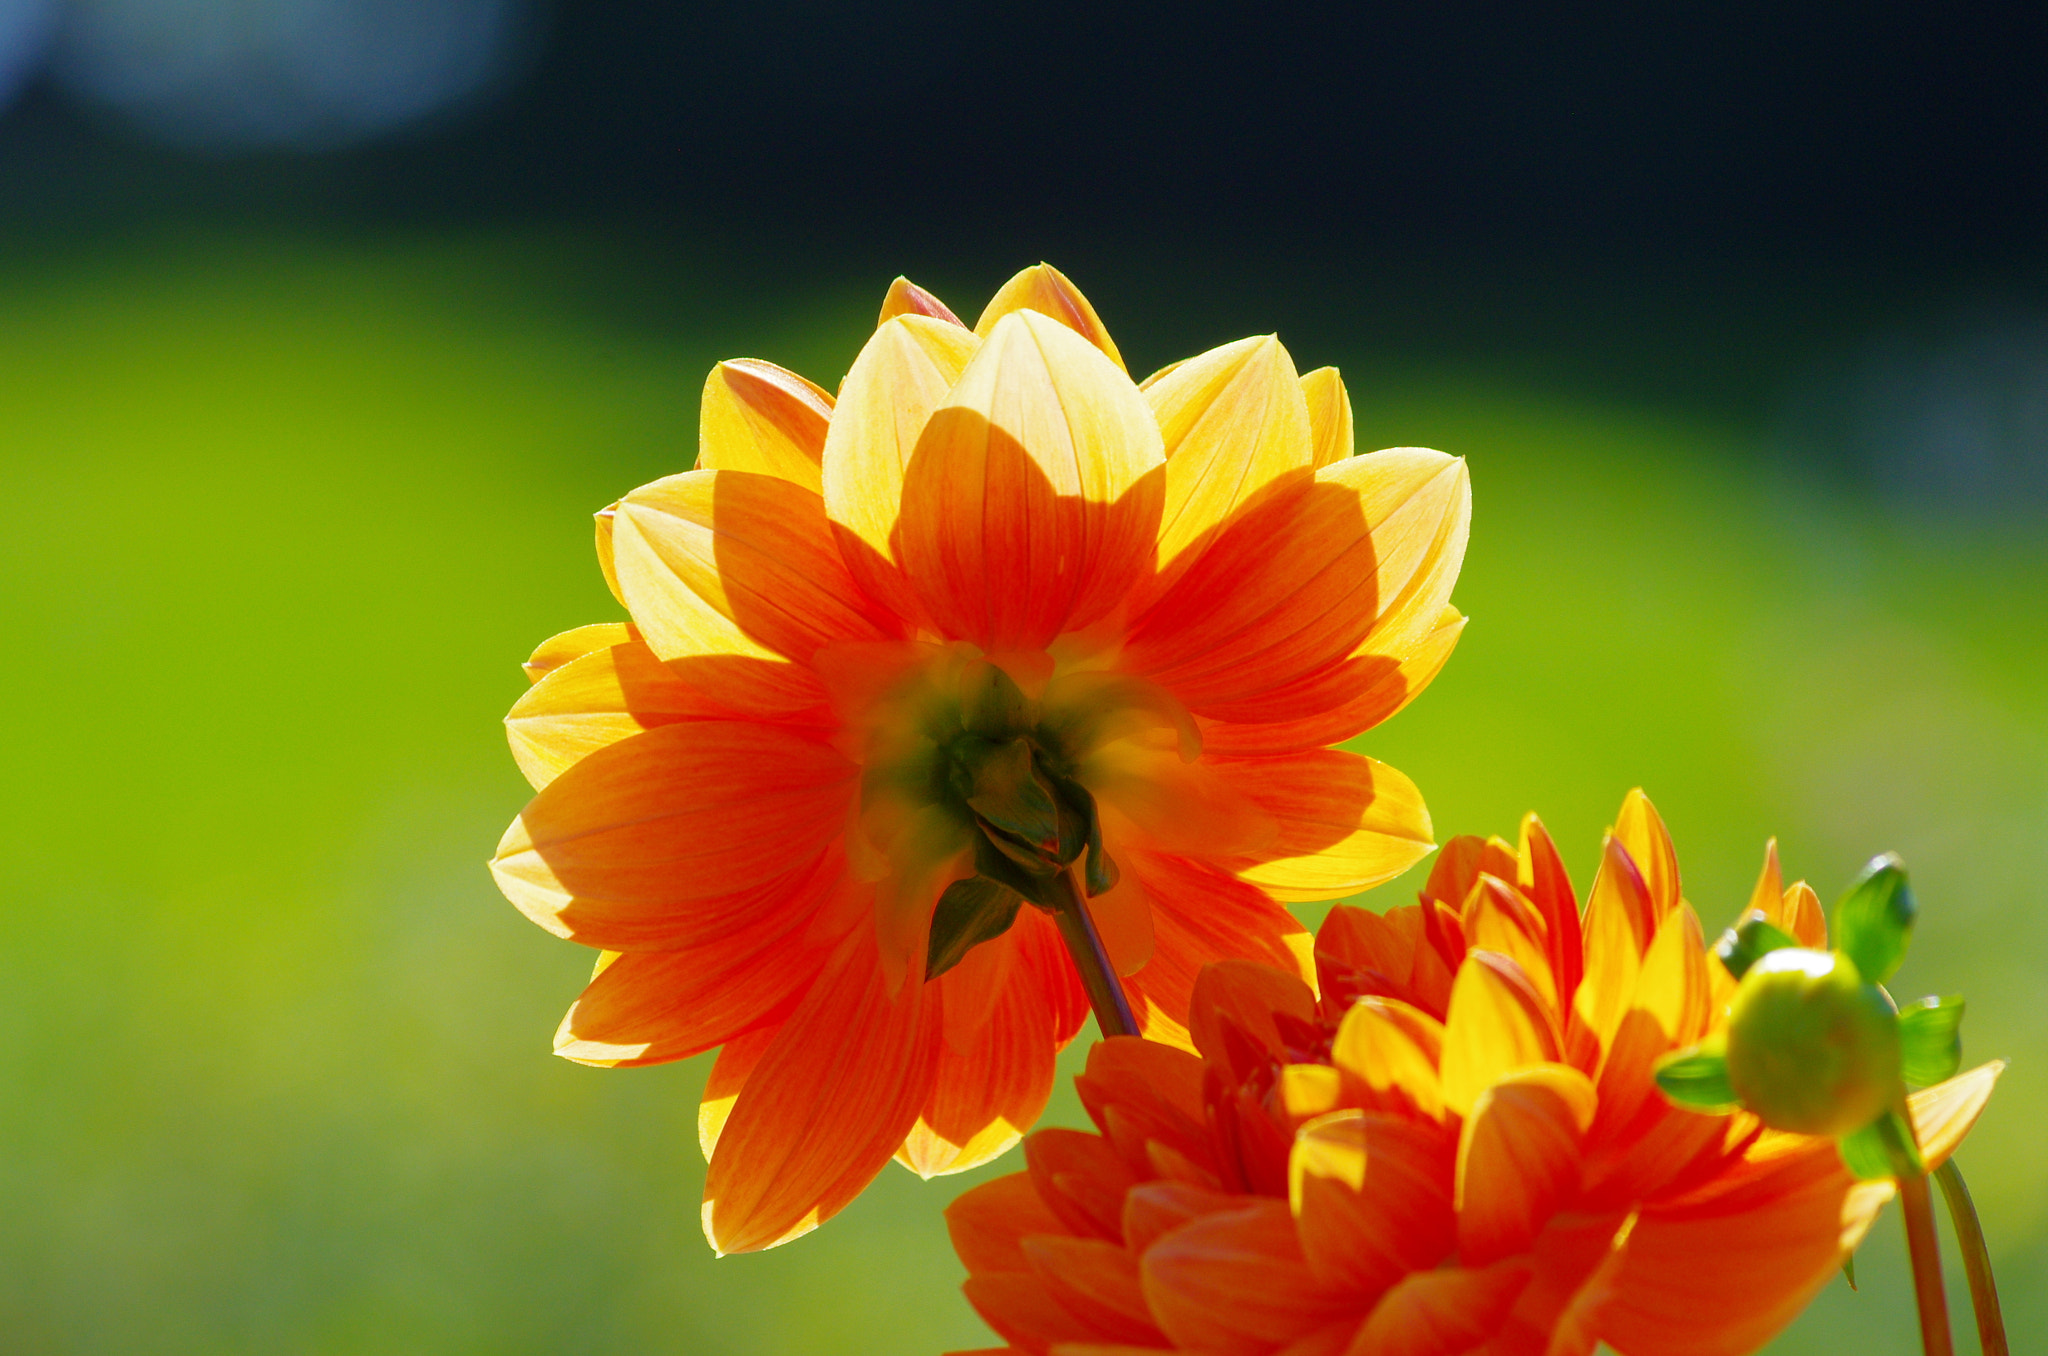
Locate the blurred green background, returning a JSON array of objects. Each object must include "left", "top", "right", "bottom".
[{"left": 4, "top": 5, "right": 2048, "bottom": 1353}]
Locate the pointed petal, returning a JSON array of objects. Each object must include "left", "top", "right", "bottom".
[
  {"left": 616, "top": 468, "right": 898, "bottom": 675},
  {"left": 1330, "top": 996, "right": 1447, "bottom": 1121},
  {"left": 1454, "top": 1064, "right": 1596, "bottom": 1264},
  {"left": 1147, "top": 335, "right": 1315, "bottom": 577},
  {"left": 1746, "top": 839, "right": 1784, "bottom": 922},
  {"left": 595, "top": 503, "right": 626, "bottom": 608},
  {"left": 1345, "top": 1260, "right": 1533, "bottom": 1356},
  {"left": 1441, "top": 951, "right": 1563, "bottom": 1117},
  {"left": 553, "top": 894, "right": 826, "bottom": 1066},
  {"left": 491, "top": 722, "right": 856, "bottom": 948},
  {"left": 1291, "top": 1109, "right": 1456, "bottom": 1294},
  {"left": 1124, "top": 449, "right": 1468, "bottom": 723},
  {"left": 1122, "top": 851, "right": 1314, "bottom": 1051},
  {"left": 1214, "top": 750, "right": 1435, "bottom": 901},
  {"left": 948, "top": 1171, "right": 1075, "bottom": 1276},
  {"left": 879, "top": 276, "right": 966, "bottom": 328},
  {"left": 1023, "top": 1237, "right": 1167, "bottom": 1347},
  {"left": 1300, "top": 367, "right": 1354, "bottom": 469},
  {"left": 1613, "top": 790, "right": 1681, "bottom": 920},
  {"left": 898, "top": 938, "right": 1059, "bottom": 1178},
  {"left": 1632, "top": 906, "right": 1713, "bottom": 1046},
  {"left": 695, "top": 358, "right": 833, "bottom": 491},
  {"left": 506, "top": 636, "right": 730, "bottom": 789},
  {"left": 522, "top": 622, "right": 635, "bottom": 683},
  {"left": 1572, "top": 834, "right": 1656, "bottom": 1054},
  {"left": 1462, "top": 874, "right": 1557, "bottom": 1009},
  {"left": 1142, "top": 1201, "right": 1354, "bottom": 1355},
  {"left": 975, "top": 263, "right": 1126, "bottom": 371},
  {"left": 1911, "top": 1060, "right": 2003, "bottom": 1167},
  {"left": 1778, "top": 879, "right": 1829, "bottom": 951},
  {"left": 821, "top": 313, "right": 982, "bottom": 624},
  {"left": 1519, "top": 813, "right": 1584, "bottom": 1014},
  {"left": 898, "top": 311, "right": 1165, "bottom": 651},
  {"left": 702, "top": 932, "right": 942, "bottom": 1253},
  {"left": 1422, "top": 835, "right": 1518, "bottom": 911}
]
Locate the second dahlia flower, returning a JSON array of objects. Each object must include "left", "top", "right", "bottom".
[
  {"left": 946, "top": 791, "right": 2001, "bottom": 1355},
  {"left": 490, "top": 266, "right": 1470, "bottom": 1252}
]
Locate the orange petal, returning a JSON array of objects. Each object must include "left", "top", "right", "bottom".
[
  {"left": 521, "top": 621, "right": 635, "bottom": 683},
  {"left": 963, "top": 1270, "right": 1104, "bottom": 1355},
  {"left": 1142, "top": 1201, "right": 1354, "bottom": 1355},
  {"left": 898, "top": 940, "right": 1060, "bottom": 1178},
  {"left": 1462, "top": 874, "right": 1557, "bottom": 1009},
  {"left": 1745, "top": 838, "right": 1784, "bottom": 924},
  {"left": 1146, "top": 335, "right": 1315, "bottom": 577},
  {"left": 1518, "top": 813, "right": 1584, "bottom": 1014},
  {"left": 491, "top": 721, "right": 856, "bottom": 948},
  {"left": 699, "top": 1025, "right": 778, "bottom": 1159},
  {"left": 615, "top": 468, "right": 898, "bottom": 673},
  {"left": 879, "top": 276, "right": 966, "bottom": 328},
  {"left": 1329, "top": 996, "right": 1447, "bottom": 1122},
  {"left": 1315, "top": 904, "right": 1425, "bottom": 1003},
  {"left": 1123, "top": 449, "right": 1468, "bottom": 723},
  {"left": 1422, "top": 835, "right": 1517, "bottom": 911},
  {"left": 1440, "top": 951, "right": 1563, "bottom": 1118},
  {"left": 1028, "top": 1128, "right": 1140, "bottom": 1242},
  {"left": 897, "top": 311, "right": 1166, "bottom": 651},
  {"left": 1290, "top": 1109, "right": 1456, "bottom": 1294},
  {"left": 1453, "top": 1064, "right": 1596, "bottom": 1264},
  {"left": 1572, "top": 834, "right": 1656, "bottom": 1055},
  {"left": 1300, "top": 367, "right": 1353, "bottom": 469},
  {"left": 695, "top": 358, "right": 833, "bottom": 491},
  {"left": 553, "top": 896, "right": 826, "bottom": 1066},
  {"left": 1779, "top": 878, "right": 1828, "bottom": 951},
  {"left": 1076, "top": 1037, "right": 1215, "bottom": 1180},
  {"left": 821, "top": 313, "right": 982, "bottom": 624},
  {"left": 1613, "top": 790, "right": 1681, "bottom": 921},
  {"left": 1344, "top": 1259, "right": 1532, "bottom": 1356},
  {"left": 701, "top": 931, "right": 942, "bottom": 1253},
  {"left": 1214, "top": 751, "right": 1435, "bottom": 901},
  {"left": 948, "top": 1170, "right": 1076, "bottom": 1276},
  {"left": 506, "top": 636, "right": 731, "bottom": 789},
  {"left": 1122, "top": 851, "right": 1315, "bottom": 1051},
  {"left": 975, "top": 263, "right": 1126, "bottom": 372},
  {"left": 1189, "top": 958, "right": 1319, "bottom": 1078},
  {"left": 1023, "top": 1237, "right": 1168, "bottom": 1348}
]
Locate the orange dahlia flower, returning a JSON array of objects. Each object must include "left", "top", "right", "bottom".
[
  {"left": 945, "top": 791, "right": 2001, "bottom": 1355},
  {"left": 489, "top": 265, "right": 1471, "bottom": 1252}
]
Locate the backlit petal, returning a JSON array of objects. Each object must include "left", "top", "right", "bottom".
[
  {"left": 879, "top": 276, "right": 967, "bottom": 328},
  {"left": 1911, "top": 1060, "right": 2003, "bottom": 1167},
  {"left": 491, "top": 721, "right": 856, "bottom": 948},
  {"left": 1345, "top": 1260, "right": 1532, "bottom": 1356},
  {"left": 699, "top": 1025, "right": 777, "bottom": 1159},
  {"left": 702, "top": 931, "right": 942, "bottom": 1253},
  {"left": 821, "top": 313, "right": 981, "bottom": 623},
  {"left": 898, "top": 311, "right": 1165, "bottom": 651},
  {"left": 1142, "top": 1201, "right": 1354, "bottom": 1356},
  {"left": 1300, "top": 367, "right": 1354, "bottom": 469},
  {"left": 948, "top": 1170, "right": 1075, "bottom": 1276},
  {"left": 695, "top": 358, "right": 833, "bottom": 491},
  {"left": 1122, "top": 851, "right": 1314, "bottom": 1051},
  {"left": 521, "top": 621, "right": 634, "bottom": 683},
  {"left": 1613, "top": 790, "right": 1681, "bottom": 922},
  {"left": 1147, "top": 335, "right": 1315, "bottom": 576},
  {"left": 1290, "top": 1109, "right": 1455, "bottom": 1294},
  {"left": 1215, "top": 751, "right": 1435, "bottom": 901},
  {"left": 505, "top": 636, "right": 731, "bottom": 789},
  {"left": 1454, "top": 1064, "right": 1596, "bottom": 1264},
  {"left": 975, "top": 263, "right": 1127, "bottom": 372},
  {"left": 1330, "top": 997, "right": 1447, "bottom": 1121},
  {"left": 1441, "top": 951, "right": 1563, "bottom": 1117},
  {"left": 1023, "top": 1237, "right": 1167, "bottom": 1348},
  {"left": 1572, "top": 834, "right": 1656, "bottom": 1054}
]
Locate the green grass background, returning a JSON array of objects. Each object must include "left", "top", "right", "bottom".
[{"left": 1, "top": 236, "right": 2041, "bottom": 1353}]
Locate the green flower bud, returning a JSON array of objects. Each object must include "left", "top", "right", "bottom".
[{"left": 1724, "top": 947, "right": 1903, "bottom": 1137}]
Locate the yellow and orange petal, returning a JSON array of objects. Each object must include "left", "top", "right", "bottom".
[
  {"left": 944, "top": 793, "right": 2001, "bottom": 1355},
  {"left": 492, "top": 265, "right": 1470, "bottom": 1252}
]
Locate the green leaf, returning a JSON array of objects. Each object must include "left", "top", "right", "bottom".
[
  {"left": 1842, "top": 1252, "right": 1858, "bottom": 1290},
  {"left": 1654, "top": 1044, "right": 1739, "bottom": 1112},
  {"left": 1713, "top": 915, "right": 1798, "bottom": 980},
  {"left": 1898, "top": 995, "right": 1965, "bottom": 1086},
  {"left": 971, "top": 830, "right": 1058, "bottom": 907},
  {"left": 1837, "top": 1106, "right": 1925, "bottom": 1181},
  {"left": 926, "top": 876, "right": 1025, "bottom": 981},
  {"left": 1832, "top": 853, "right": 1915, "bottom": 984}
]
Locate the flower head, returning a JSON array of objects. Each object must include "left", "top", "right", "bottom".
[
  {"left": 945, "top": 791, "right": 2001, "bottom": 1354},
  {"left": 489, "top": 265, "right": 1471, "bottom": 1252}
]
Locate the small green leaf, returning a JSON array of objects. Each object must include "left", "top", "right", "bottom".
[
  {"left": 1841, "top": 1252, "right": 1858, "bottom": 1290},
  {"left": 926, "top": 876, "right": 1025, "bottom": 980},
  {"left": 1713, "top": 915, "right": 1798, "bottom": 980},
  {"left": 1832, "top": 853, "right": 1915, "bottom": 984},
  {"left": 1654, "top": 1044, "right": 1739, "bottom": 1112},
  {"left": 1898, "top": 995, "right": 1965, "bottom": 1086},
  {"left": 1838, "top": 1106, "right": 1925, "bottom": 1181}
]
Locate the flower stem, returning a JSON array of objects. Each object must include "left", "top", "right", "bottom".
[
  {"left": 1933, "top": 1160, "right": 2008, "bottom": 1356},
  {"left": 1050, "top": 868, "right": 1138, "bottom": 1039},
  {"left": 1898, "top": 1169, "right": 1955, "bottom": 1356}
]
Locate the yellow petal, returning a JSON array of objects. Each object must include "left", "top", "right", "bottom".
[
  {"left": 1147, "top": 334, "right": 1315, "bottom": 574},
  {"left": 1454, "top": 1063, "right": 1596, "bottom": 1264},
  {"left": 505, "top": 635, "right": 727, "bottom": 789},
  {"left": 1631, "top": 905, "right": 1713, "bottom": 1046},
  {"left": 1441, "top": 952, "right": 1563, "bottom": 1118},
  {"left": 1330, "top": 996, "right": 1447, "bottom": 1121},
  {"left": 820, "top": 314, "right": 982, "bottom": 624},
  {"left": 1290, "top": 1109, "right": 1455, "bottom": 1293},
  {"left": 878, "top": 276, "right": 965, "bottom": 328},
  {"left": 1462, "top": 874, "right": 1556, "bottom": 1010},
  {"left": 1300, "top": 366, "right": 1354, "bottom": 468},
  {"left": 974, "top": 262, "right": 1126, "bottom": 372},
  {"left": 1572, "top": 834, "right": 1655, "bottom": 1054},
  {"left": 521, "top": 621, "right": 635, "bottom": 684},
  {"left": 695, "top": 358, "right": 834, "bottom": 492},
  {"left": 1219, "top": 750, "right": 1435, "bottom": 901},
  {"left": 1613, "top": 789, "right": 1681, "bottom": 921},
  {"left": 1911, "top": 1060, "right": 2003, "bottom": 1167},
  {"left": 898, "top": 310, "right": 1165, "bottom": 651}
]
